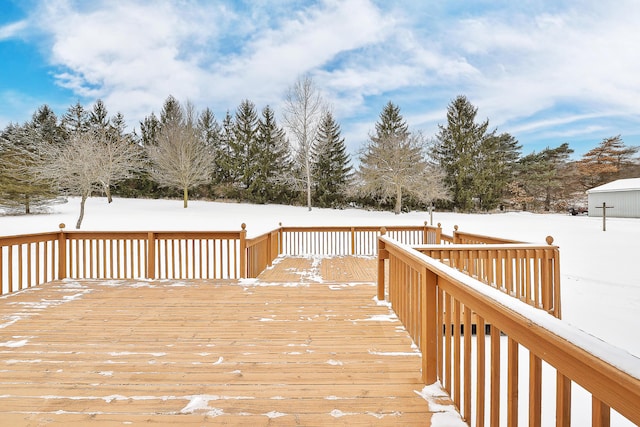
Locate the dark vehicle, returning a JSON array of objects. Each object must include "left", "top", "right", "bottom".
[{"left": 568, "top": 206, "right": 588, "bottom": 215}]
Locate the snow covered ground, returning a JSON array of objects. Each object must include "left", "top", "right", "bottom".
[{"left": 2, "top": 196, "right": 639, "bottom": 425}]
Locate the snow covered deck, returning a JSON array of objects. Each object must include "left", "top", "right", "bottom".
[{"left": 0, "top": 256, "right": 463, "bottom": 426}]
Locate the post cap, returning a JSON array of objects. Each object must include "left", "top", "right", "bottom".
[{"left": 59, "top": 223, "right": 65, "bottom": 230}]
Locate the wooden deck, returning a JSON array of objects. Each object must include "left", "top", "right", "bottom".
[{"left": 0, "top": 256, "right": 463, "bottom": 426}]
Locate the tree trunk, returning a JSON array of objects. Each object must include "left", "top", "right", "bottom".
[
  {"left": 25, "top": 194, "right": 30, "bottom": 215},
  {"left": 76, "top": 193, "right": 88, "bottom": 229},
  {"left": 104, "top": 184, "right": 113, "bottom": 203},
  {"left": 394, "top": 183, "right": 402, "bottom": 215},
  {"left": 183, "top": 186, "right": 188, "bottom": 208},
  {"left": 306, "top": 161, "right": 312, "bottom": 211}
]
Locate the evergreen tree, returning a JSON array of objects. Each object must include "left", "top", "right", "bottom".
[
  {"left": 215, "top": 111, "right": 236, "bottom": 195},
  {"left": 89, "top": 99, "right": 110, "bottom": 131},
  {"left": 159, "top": 95, "right": 183, "bottom": 125},
  {"left": 577, "top": 135, "right": 639, "bottom": 189},
  {"left": 513, "top": 143, "right": 574, "bottom": 211},
  {"left": 232, "top": 100, "right": 259, "bottom": 196},
  {"left": 311, "top": 111, "right": 352, "bottom": 208},
  {"left": 32, "top": 105, "right": 66, "bottom": 146},
  {"left": 62, "top": 101, "right": 90, "bottom": 136},
  {"left": 139, "top": 113, "right": 160, "bottom": 147},
  {"left": 359, "top": 102, "right": 445, "bottom": 214},
  {"left": 474, "top": 132, "right": 521, "bottom": 210},
  {"left": 0, "top": 107, "right": 63, "bottom": 213},
  {"left": 251, "top": 106, "right": 293, "bottom": 204},
  {"left": 197, "top": 108, "right": 222, "bottom": 197},
  {"left": 434, "top": 95, "right": 492, "bottom": 212}
]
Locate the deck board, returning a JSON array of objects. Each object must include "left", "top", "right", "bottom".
[{"left": 0, "top": 256, "right": 463, "bottom": 426}]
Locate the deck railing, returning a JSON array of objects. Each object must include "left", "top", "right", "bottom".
[
  {"left": 0, "top": 231, "right": 60, "bottom": 295},
  {"left": 413, "top": 239, "right": 561, "bottom": 318},
  {"left": 3, "top": 221, "right": 638, "bottom": 425},
  {"left": 1, "top": 223, "right": 440, "bottom": 294},
  {"left": 378, "top": 235, "right": 640, "bottom": 427},
  {"left": 278, "top": 223, "right": 441, "bottom": 256},
  {"left": 1, "top": 225, "right": 246, "bottom": 294}
]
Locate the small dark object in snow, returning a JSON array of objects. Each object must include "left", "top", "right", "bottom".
[{"left": 568, "top": 207, "right": 588, "bottom": 216}]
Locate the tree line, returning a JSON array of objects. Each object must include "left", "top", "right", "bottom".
[{"left": 1, "top": 76, "right": 639, "bottom": 228}]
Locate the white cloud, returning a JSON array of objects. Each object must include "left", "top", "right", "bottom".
[
  {"left": 0, "top": 20, "right": 28, "bottom": 40},
  {"left": 3, "top": 0, "right": 640, "bottom": 155}
]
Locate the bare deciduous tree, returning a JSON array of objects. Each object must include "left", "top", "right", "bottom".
[
  {"left": 94, "top": 127, "right": 143, "bottom": 203},
  {"left": 282, "top": 75, "right": 325, "bottom": 211},
  {"left": 147, "top": 101, "right": 213, "bottom": 208},
  {"left": 36, "top": 132, "right": 104, "bottom": 228},
  {"left": 359, "top": 131, "right": 448, "bottom": 214},
  {"left": 358, "top": 102, "right": 449, "bottom": 214}
]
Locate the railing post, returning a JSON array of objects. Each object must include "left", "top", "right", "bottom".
[
  {"left": 436, "top": 223, "right": 442, "bottom": 244},
  {"left": 377, "top": 228, "right": 388, "bottom": 301},
  {"left": 546, "top": 235, "right": 562, "bottom": 319},
  {"left": 240, "top": 223, "right": 247, "bottom": 279},
  {"left": 453, "top": 225, "right": 459, "bottom": 244},
  {"left": 147, "top": 232, "right": 156, "bottom": 279},
  {"left": 278, "top": 222, "right": 283, "bottom": 256},
  {"left": 421, "top": 267, "right": 438, "bottom": 384},
  {"left": 423, "top": 221, "right": 429, "bottom": 244},
  {"left": 350, "top": 227, "right": 356, "bottom": 255},
  {"left": 57, "top": 223, "right": 67, "bottom": 280},
  {"left": 266, "top": 231, "right": 272, "bottom": 268},
  {"left": 556, "top": 374, "right": 572, "bottom": 426},
  {"left": 592, "top": 397, "right": 611, "bottom": 427}
]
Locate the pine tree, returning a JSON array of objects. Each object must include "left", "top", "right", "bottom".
[
  {"left": 232, "top": 100, "right": 259, "bottom": 197},
  {"left": 577, "top": 135, "right": 639, "bottom": 189},
  {"left": 251, "top": 106, "right": 293, "bottom": 204},
  {"left": 0, "top": 106, "right": 63, "bottom": 213},
  {"left": 311, "top": 111, "right": 352, "bottom": 208},
  {"left": 474, "top": 132, "right": 521, "bottom": 210},
  {"left": 62, "top": 101, "right": 90, "bottom": 136},
  {"left": 197, "top": 108, "right": 222, "bottom": 196},
  {"left": 434, "top": 95, "right": 492, "bottom": 212},
  {"left": 515, "top": 143, "right": 574, "bottom": 211},
  {"left": 359, "top": 102, "right": 445, "bottom": 214},
  {"left": 215, "top": 111, "right": 236, "bottom": 194}
]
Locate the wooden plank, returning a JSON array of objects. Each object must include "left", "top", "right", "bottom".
[{"left": 0, "top": 257, "right": 462, "bottom": 426}]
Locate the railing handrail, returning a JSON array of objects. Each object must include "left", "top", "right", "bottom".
[
  {"left": 378, "top": 235, "right": 640, "bottom": 425},
  {"left": 453, "top": 227, "right": 523, "bottom": 244},
  {"left": 0, "top": 231, "right": 59, "bottom": 246}
]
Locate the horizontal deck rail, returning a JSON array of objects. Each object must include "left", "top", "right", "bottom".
[
  {"left": 452, "top": 226, "right": 523, "bottom": 244},
  {"left": 378, "top": 236, "right": 640, "bottom": 427},
  {"left": 278, "top": 223, "right": 442, "bottom": 256},
  {"left": 413, "top": 240, "right": 561, "bottom": 318},
  {"left": 1, "top": 223, "right": 442, "bottom": 294}
]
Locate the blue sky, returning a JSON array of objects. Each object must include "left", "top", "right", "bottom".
[{"left": 1, "top": 0, "right": 639, "bottom": 159}]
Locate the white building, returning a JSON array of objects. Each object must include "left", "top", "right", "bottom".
[{"left": 586, "top": 178, "right": 640, "bottom": 218}]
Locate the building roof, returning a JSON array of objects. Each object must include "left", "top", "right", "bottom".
[{"left": 587, "top": 177, "right": 640, "bottom": 193}]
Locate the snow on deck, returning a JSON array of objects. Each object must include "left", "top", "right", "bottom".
[{"left": 0, "top": 256, "right": 464, "bottom": 426}]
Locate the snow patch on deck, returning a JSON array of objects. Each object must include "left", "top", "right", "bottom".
[
  {"left": 415, "top": 382, "right": 467, "bottom": 426},
  {"left": 0, "top": 339, "right": 29, "bottom": 348},
  {"left": 264, "top": 411, "right": 287, "bottom": 418}
]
